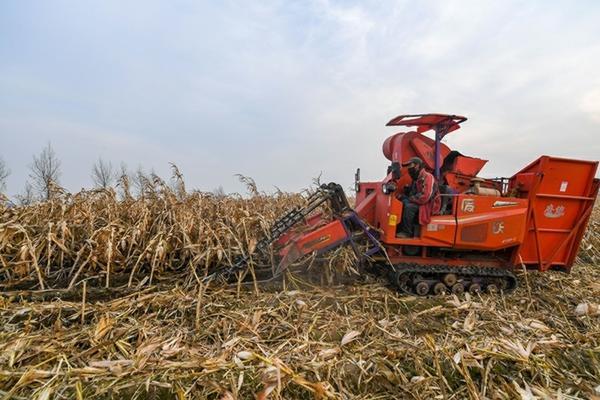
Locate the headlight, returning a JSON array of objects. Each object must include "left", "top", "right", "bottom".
[{"left": 382, "top": 182, "right": 397, "bottom": 194}]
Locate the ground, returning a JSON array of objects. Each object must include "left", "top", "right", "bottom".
[{"left": 1, "top": 263, "right": 599, "bottom": 399}]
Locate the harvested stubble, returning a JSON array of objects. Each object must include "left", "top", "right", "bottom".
[
  {"left": 1, "top": 265, "right": 599, "bottom": 399},
  {"left": 0, "top": 185, "right": 599, "bottom": 399}
]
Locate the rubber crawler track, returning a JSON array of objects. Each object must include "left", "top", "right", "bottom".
[{"left": 376, "top": 263, "right": 518, "bottom": 296}]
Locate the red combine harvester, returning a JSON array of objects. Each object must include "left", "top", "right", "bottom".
[{"left": 213, "top": 114, "right": 599, "bottom": 295}]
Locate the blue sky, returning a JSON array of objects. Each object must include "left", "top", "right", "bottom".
[{"left": 1, "top": 0, "right": 600, "bottom": 196}]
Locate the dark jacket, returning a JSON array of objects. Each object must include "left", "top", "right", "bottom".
[{"left": 409, "top": 169, "right": 441, "bottom": 225}]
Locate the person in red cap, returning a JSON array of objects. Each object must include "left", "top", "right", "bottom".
[{"left": 397, "top": 157, "right": 441, "bottom": 238}]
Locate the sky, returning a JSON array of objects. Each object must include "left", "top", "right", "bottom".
[{"left": 1, "top": 0, "right": 600, "bottom": 197}]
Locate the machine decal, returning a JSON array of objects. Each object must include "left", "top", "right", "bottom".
[
  {"left": 560, "top": 181, "right": 568, "bottom": 192},
  {"left": 461, "top": 199, "right": 475, "bottom": 213},
  {"left": 302, "top": 234, "right": 332, "bottom": 249},
  {"left": 492, "top": 221, "right": 505, "bottom": 234},
  {"left": 388, "top": 214, "right": 398, "bottom": 226},
  {"left": 492, "top": 200, "right": 519, "bottom": 208},
  {"left": 544, "top": 204, "right": 565, "bottom": 219}
]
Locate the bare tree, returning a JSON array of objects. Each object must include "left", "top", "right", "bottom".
[
  {"left": 118, "top": 162, "right": 129, "bottom": 183},
  {"left": 16, "top": 182, "right": 35, "bottom": 205},
  {"left": 29, "top": 142, "right": 61, "bottom": 200},
  {"left": 212, "top": 185, "right": 226, "bottom": 197},
  {"left": 91, "top": 158, "right": 115, "bottom": 189},
  {"left": 132, "top": 165, "right": 146, "bottom": 197},
  {"left": 132, "top": 165, "right": 156, "bottom": 198},
  {"left": 0, "top": 156, "right": 10, "bottom": 192}
]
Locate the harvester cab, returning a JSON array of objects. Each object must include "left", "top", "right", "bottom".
[
  {"left": 384, "top": 113, "right": 467, "bottom": 180},
  {"left": 210, "top": 113, "right": 599, "bottom": 296}
]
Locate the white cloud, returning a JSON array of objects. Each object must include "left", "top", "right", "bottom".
[
  {"left": 581, "top": 86, "right": 600, "bottom": 123},
  {"left": 1, "top": 0, "right": 599, "bottom": 197}
]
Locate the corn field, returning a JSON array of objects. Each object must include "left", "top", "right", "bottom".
[
  {"left": 0, "top": 179, "right": 599, "bottom": 399},
  {"left": 0, "top": 178, "right": 309, "bottom": 291}
]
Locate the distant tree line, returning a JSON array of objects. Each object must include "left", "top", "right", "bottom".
[{"left": 0, "top": 143, "right": 228, "bottom": 205}]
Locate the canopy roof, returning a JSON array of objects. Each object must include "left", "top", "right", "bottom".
[{"left": 386, "top": 113, "right": 467, "bottom": 137}]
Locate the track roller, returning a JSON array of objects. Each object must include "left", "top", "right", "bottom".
[
  {"left": 486, "top": 283, "right": 498, "bottom": 294},
  {"left": 433, "top": 282, "right": 447, "bottom": 295},
  {"left": 451, "top": 282, "right": 465, "bottom": 295},
  {"left": 443, "top": 273, "right": 457, "bottom": 287},
  {"left": 415, "top": 281, "right": 430, "bottom": 296},
  {"left": 468, "top": 283, "right": 482, "bottom": 294}
]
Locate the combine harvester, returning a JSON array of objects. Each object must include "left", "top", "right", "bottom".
[{"left": 214, "top": 114, "right": 599, "bottom": 295}]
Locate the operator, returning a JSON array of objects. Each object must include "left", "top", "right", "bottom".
[{"left": 396, "top": 157, "right": 441, "bottom": 238}]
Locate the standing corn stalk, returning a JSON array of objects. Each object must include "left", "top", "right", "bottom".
[{"left": 0, "top": 173, "right": 312, "bottom": 290}]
